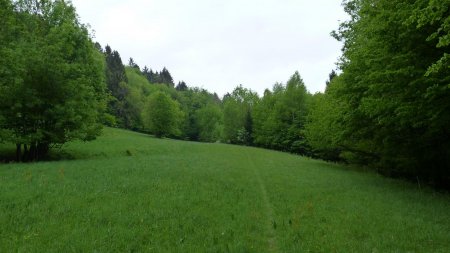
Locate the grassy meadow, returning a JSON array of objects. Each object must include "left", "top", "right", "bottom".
[{"left": 0, "top": 128, "right": 449, "bottom": 252}]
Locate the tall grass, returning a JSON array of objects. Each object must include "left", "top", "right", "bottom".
[{"left": 0, "top": 128, "right": 449, "bottom": 252}]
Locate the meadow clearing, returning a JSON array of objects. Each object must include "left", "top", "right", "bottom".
[{"left": 0, "top": 127, "right": 449, "bottom": 252}]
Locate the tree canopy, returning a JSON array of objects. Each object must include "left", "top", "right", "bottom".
[
  {"left": 0, "top": 0, "right": 107, "bottom": 161},
  {"left": 142, "top": 91, "right": 183, "bottom": 138},
  {"left": 309, "top": 0, "right": 450, "bottom": 185}
]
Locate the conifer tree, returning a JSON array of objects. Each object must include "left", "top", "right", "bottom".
[{"left": 176, "top": 81, "right": 188, "bottom": 91}]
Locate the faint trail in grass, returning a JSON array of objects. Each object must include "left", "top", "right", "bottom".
[{"left": 245, "top": 150, "right": 279, "bottom": 253}]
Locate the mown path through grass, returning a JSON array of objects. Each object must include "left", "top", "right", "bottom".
[{"left": 246, "top": 149, "right": 279, "bottom": 252}]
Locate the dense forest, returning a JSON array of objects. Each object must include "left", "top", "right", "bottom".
[{"left": 0, "top": 0, "right": 449, "bottom": 187}]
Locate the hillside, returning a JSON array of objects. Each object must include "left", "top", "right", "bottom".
[{"left": 0, "top": 127, "right": 449, "bottom": 252}]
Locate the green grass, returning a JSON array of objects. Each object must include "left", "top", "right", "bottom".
[{"left": 0, "top": 127, "right": 449, "bottom": 252}]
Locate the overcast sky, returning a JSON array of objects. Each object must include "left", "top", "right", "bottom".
[{"left": 71, "top": 0, "right": 348, "bottom": 96}]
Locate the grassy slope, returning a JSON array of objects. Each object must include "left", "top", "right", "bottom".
[{"left": 0, "top": 128, "right": 449, "bottom": 252}]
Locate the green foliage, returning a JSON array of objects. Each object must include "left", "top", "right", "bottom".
[
  {"left": 159, "top": 67, "right": 175, "bottom": 87},
  {"left": 128, "top": 57, "right": 140, "bottom": 70},
  {"left": 305, "top": 77, "right": 346, "bottom": 161},
  {"left": 142, "top": 66, "right": 175, "bottom": 87},
  {"left": 195, "top": 104, "right": 223, "bottom": 142},
  {"left": 176, "top": 81, "right": 188, "bottom": 91},
  {"left": 409, "top": 0, "right": 450, "bottom": 76},
  {"left": 142, "top": 91, "right": 183, "bottom": 138},
  {"left": 177, "top": 87, "right": 223, "bottom": 142},
  {"left": 110, "top": 66, "right": 223, "bottom": 142},
  {"left": 0, "top": 0, "right": 107, "bottom": 160},
  {"left": 223, "top": 98, "right": 245, "bottom": 144},
  {"left": 253, "top": 72, "right": 312, "bottom": 154},
  {"left": 324, "top": 0, "right": 450, "bottom": 184},
  {"left": 105, "top": 45, "right": 128, "bottom": 100},
  {"left": 3, "top": 0, "right": 447, "bottom": 189},
  {"left": 223, "top": 85, "right": 258, "bottom": 144},
  {"left": 104, "top": 45, "right": 132, "bottom": 128},
  {"left": 121, "top": 67, "right": 153, "bottom": 130},
  {"left": 1, "top": 127, "right": 449, "bottom": 251}
]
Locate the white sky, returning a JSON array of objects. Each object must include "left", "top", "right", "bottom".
[{"left": 71, "top": 0, "right": 348, "bottom": 96}]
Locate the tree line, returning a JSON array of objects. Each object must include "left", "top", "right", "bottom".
[
  {"left": 0, "top": 0, "right": 448, "bottom": 187},
  {"left": 308, "top": 0, "right": 449, "bottom": 187}
]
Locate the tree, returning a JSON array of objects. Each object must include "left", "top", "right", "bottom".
[
  {"left": 305, "top": 76, "right": 346, "bottom": 161},
  {"left": 282, "top": 71, "right": 311, "bottom": 153},
  {"left": 0, "top": 0, "right": 16, "bottom": 146},
  {"left": 329, "top": 0, "right": 450, "bottom": 184},
  {"left": 325, "top": 70, "right": 337, "bottom": 90},
  {"left": 105, "top": 45, "right": 128, "bottom": 100},
  {"left": 253, "top": 89, "right": 276, "bottom": 148},
  {"left": 176, "top": 81, "right": 188, "bottom": 91},
  {"left": 142, "top": 91, "right": 183, "bottom": 138},
  {"left": 160, "top": 67, "right": 174, "bottom": 87},
  {"left": 104, "top": 45, "right": 132, "bottom": 127},
  {"left": 222, "top": 85, "right": 259, "bottom": 144},
  {"left": 0, "top": 0, "right": 107, "bottom": 161},
  {"left": 175, "top": 87, "right": 221, "bottom": 141},
  {"left": 195, "top": 104, "right": 223, "bottom": 142},
  {"left": 142, "top": 66, "right": 154, "bottom": 83},
  {"left": 142, "top": 67, "right": 175, "bottom": 87},
  {"left": 128, "top": 57, "right": 140, "bottom": 69},
  {"left": 253, "top": 72, "right": 311, "bottom": 153},
  {"left": 223, "top": 98, "right": 243, "bottom": 143}
]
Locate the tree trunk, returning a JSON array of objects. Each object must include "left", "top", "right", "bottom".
[
  {"left": 37, "top": 142, "right": 49, "bottom": 159},
  {"left": 23, "top": 144, "right": 28, "bottom": 161},
  {"left": 15, "top": 142, "right": 50, "bottom": 162},
  {"left": 29, "top": 142, "right": 37, "bottom": 161},
  {"left": 16, "top": 143, "right": 22, "bottom": 162}
]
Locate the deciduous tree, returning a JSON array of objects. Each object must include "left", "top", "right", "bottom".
[
  {"left": 0, "top": 0, "right": 107, "bottom": 161},
  {"left": 142, "top": 91, "right": 183, "bottom": 138},
  {"left": 328, "top": 0, "right": 450, "bottom": 184}
]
